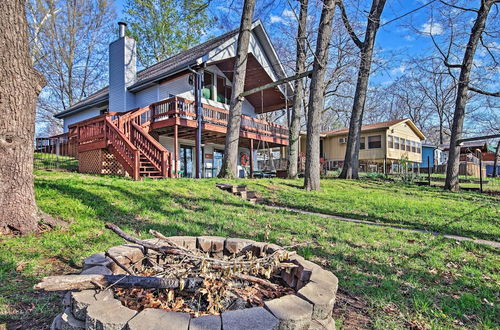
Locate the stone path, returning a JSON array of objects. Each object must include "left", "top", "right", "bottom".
[{"left": 265, "top": 205, "right": 500, "bottom": 248}]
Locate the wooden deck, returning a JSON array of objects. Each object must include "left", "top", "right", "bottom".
[{"left": 66, "top": 96, "right": 288, "bottom": 180}]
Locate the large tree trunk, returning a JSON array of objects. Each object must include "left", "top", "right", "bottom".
[
  {"left": 339, "top": 0, "right": 386, "bottom": 179},
  {"left": 287, "top": 0, "right": 309, "bottom": 179},
  {"left": 444, "top": 0, "right": 494, "bottom": 191},
  {"left": 304, "top": 0, "right": 337, "bottom": 191},
  {"left": 218, "top": 0, "right": 256, "bottom": 178},
  {"left": 0, "top": 0, "right": 46, "bottom": 234},
  {"left": 492, "top": 141, "right": 499, "bottom": 178}
]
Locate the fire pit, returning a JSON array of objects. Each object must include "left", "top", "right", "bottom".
[{"left": 41, "top": 226, "right": 338, "bottom": 330}]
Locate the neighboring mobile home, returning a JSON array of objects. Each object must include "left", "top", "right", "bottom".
[{"left": 53, "top": 21, "right": 290, "bottom": 179}]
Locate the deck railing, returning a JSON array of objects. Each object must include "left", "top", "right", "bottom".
[{"left": 150, "top": 96, "right": 288, "bottom": 138}]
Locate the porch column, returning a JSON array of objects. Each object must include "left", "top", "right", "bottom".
[
  {"left": 174, "top": 124, "right": 179, "bottom": 178},
  {"left": 250, "top": 139, "right": 254, "bottom": 178}
]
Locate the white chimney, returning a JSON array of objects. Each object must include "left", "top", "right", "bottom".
[{"left": 108, "top": 22, "right": 136, "bottom": 112}]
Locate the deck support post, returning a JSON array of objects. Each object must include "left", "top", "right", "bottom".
[
  {"left": 194, "top": 71, "right": 203, "bottom": 179},
  {"left": 250, "top": 138, "right": 254, "bottom": 178},
  {"left": 174, "top": 124, "right": 179, "bottom": 178}
]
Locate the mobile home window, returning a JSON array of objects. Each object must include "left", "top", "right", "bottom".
[
  {"left": 411, "top": 141, "right": 416, "bottom": 153},
  {"left": 360, "top": 137, "right": 365, "bottom": 149},
  {"left": 368, "top": 135, "right": 381, "bottom": 149},
  {"left": 203, "top": 71, "right": 214, "bottom": 100},
  {"left": 388, "top": 135, "right": 393, "bottom": 148},
  {"left": 394, "top": 137, "right": 400, "bottom": 149}
]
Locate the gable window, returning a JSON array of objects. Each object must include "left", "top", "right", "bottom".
[
  {"left": 368, "top": 135, "right": 381, "bottom": 149},
  {"left": 394, "top": 137, "right": 400, "bottom": 149},
  {"left": 216, "top": 75, "right": 226, "bottom": 103},
  {"left": 388, "top": 135, "right": 393, "bottom": 149},
  {"left": 203, "top": 71, "right": 214, "bottom": 100},
  {"left": 360, "top": 137, "right": 365, "bottom": 149}
]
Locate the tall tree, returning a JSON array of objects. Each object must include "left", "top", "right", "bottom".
[
  {"left": 287, "top": 0, "right": 309, "bottom": 179},
  {"left": 304, "top": 0, "right": 337, "bottom": 191},
  {"left": 26, "top": 0, "right": 115, "bottom": 133},
  {"left": 125, "top": 0, "right": 214, "bottom": 67},
  {"left": 338, "top": 0, "right": 387, "bottom": 179},
  {"left": 0, "top": 0, "right": 46, "bottom": 234},
  {"left": 442, "top": 0, "right": 499, "bottom": 191},
  {"left": 218, "top": 0, "right": 256, "bottom": 178},
  {"left": 493, "top": 140, "right": 499, "bottom": 178}
]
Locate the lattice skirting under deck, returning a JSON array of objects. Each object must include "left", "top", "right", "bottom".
[{"left": 78, "top": 149, "right": 128, "bottom": 177}]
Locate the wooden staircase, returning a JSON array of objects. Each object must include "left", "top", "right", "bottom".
[
  {"left": 71, "top": 106, "right": 172, "bottom": 180},
  {"left": 216, "top": 184, "right": 263, "bottom": 204}
]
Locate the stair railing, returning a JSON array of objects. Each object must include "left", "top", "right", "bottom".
[
  {"left": 104, "top": 117, "right": 140, "bottom": 180},
  {"left": 130, "top": 122, "right": 171, "bottom": 178}
]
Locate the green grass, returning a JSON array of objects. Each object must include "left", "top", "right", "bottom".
[
  {"left": 237, "top": 178, "right": 500, "bottom": 242},
  {"left": 0, "top": 171, "right": 498, "bottom": 329},
  {"left": 33, "top": 153, "right": 78, "bottom": 171}
]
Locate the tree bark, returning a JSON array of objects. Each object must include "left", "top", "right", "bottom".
[
  {"left": 35, "top": 274, "right": 203, "bottom": 291},
  {"left": 339, "top": 0, "right": 387, "bottom": 179},
  {"left": 491, "top": 140, "right": 499, "bottom": 177},
  {"left": 218, "top": 0, "right": 256, "bottom": 178},
  {"left": 0, "top": 0, "right": 46, "bottom": 234},
  {"left": 287, "top": 0, "right": 309, "bottom": 179},
  {"left": 304, "top": 0, "right": 337, "bottom": 191},
  {"left": 444, "top": 0, "right": 495, "bottom": 191}
]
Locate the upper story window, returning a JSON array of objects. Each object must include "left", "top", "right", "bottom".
[
  {"left": 417, "top": 142, "right": 421, "bottom": 154},
  {"left": 225, "top": 86, "right": 232, "bottom": 105},
  {"left": 360, "top": 137, "right": 365, "bottom": 149},
  {"left": 368, "top": 135, "right": 381, "bottom": 149},
  {"left": 411, "top": 141, "right": 416, "bottom": 153},
  {"left": 400, "top": 138, "right": 406, "bottom": 151},
  {"left": 406, "top": 140, "right": 411, "bottom": 151},
  {"left": 394, "top": 136, "right": 400, "bottom": 149},
  {"left": 388, "top": 135, "right": 393, "bottom": 148},
  {"left": 203, "top": 71, "right": 214, "bottom": 100}
]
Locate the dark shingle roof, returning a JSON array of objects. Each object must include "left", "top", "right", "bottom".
[{"left": 55, "top": 29, "right": 238, "bottom": 119}]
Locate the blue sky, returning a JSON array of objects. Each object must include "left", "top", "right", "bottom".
[{"left": 113, "top": 0, "right": 439, "bottom": 86}]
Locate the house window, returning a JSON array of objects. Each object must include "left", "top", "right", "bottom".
[
  {"left": 406, "top": 140, "right": 411, "bottom": 151},
  {"left": 216, "top": 75, "right": 226, "bottom": 103},
  {"left": 225, "top": 86, "right": 232, "bottom": 105},
  {"left": 417, "top": 142, "right": 421, "bottom": 154},
  {"left": 388, "top": 135, "right": 393, "bottom": 149},
  {"left": 411, "top": 141, "right": 416, "bottom": 153},
  {"left": 368, "top": 135, "right": 381, "bottom": 149},
  {"left": 394, "top": 137, "right": 400, "bottom": 149},
  {"left": 203, "top": 71, "right": 214, "bottom": 100},
  {"left": 360, "top": 137, "right": 365, "bottom": 149},
  {"left": 400, "top": 138, "right": 406, "bottom": 151}
]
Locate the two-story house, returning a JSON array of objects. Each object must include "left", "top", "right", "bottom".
[{"left": 54, "top": 21, "right": 290, "bottom": 179}]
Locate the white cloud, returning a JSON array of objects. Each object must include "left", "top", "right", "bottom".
[
  {"left": 270, "top": 15, "right": 286, "bottom": 24},
  {"left": 390, "top": 65, "right": 406, "bottom": 75},
  {"left": 270, "top": 9, "right": 296, "bottom": 25},
  {"left": 419, "top": 20, "right": 444, "bottom": 35}
]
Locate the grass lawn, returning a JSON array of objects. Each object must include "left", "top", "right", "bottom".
[
  {"left": 238, "top": 178, "right": 500, "bottom": 242},
  {"left": 0, "top": 171, "right": 498, "bottom": 329}
]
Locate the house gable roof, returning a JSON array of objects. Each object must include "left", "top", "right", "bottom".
[
  {"left": 56, "top": 21, "right": 288, "bottom": 119},
  {"left": 322, "top": 119, "right": 425, "bottom": 140}
]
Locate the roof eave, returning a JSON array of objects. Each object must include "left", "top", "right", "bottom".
[
  {"left": 128, "top": 61, "right": 200, "bottom": 93},
  {"left": 54, "top": 96, "right": 108, "bottom": 119}
]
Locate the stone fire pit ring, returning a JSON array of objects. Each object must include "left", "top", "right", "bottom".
[{"left": 51, "top": 236, "right": 338, "bottom": 330}]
